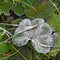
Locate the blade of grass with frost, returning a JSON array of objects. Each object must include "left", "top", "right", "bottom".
[
  {"left": 6, "top": 33, "right": 11, "bottom": 37},
  {"left": 16, "top": 25, "right": 37, "bottom": 35},
  {"left": 0, "top": 29, "right": 6, "bottom": 36},
  {"left": 0, "top": 25, "right": 37, "bottom": 45},
  {"left": 0, "top": 23, "right": 19, "bottom": 26},
  {"left": 0, "top": 27, "right": 12, "bottom": 36},
  {"left": 20, "top": 1, "right": 37, "bottom": 12}
]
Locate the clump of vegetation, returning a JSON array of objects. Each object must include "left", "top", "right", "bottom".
[{"left": 0, "top": 0, "right": 60, "bottom": 60}]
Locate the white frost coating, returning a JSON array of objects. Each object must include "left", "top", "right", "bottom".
[
  {"left": 12, "top": 27, "right": 31, "bottom": 47},
  {"left": 14, "top": 26, "right": 25, "bottom": 34},
  {"left": 12, "top": 36, "right": 30, "bottom": 47},
  {"left": 31, "top": 35, "right": 53, "bottom": 53},
  {"left": 31, "top": 39, "right": 50, "bottom": 54},
  {"left": 32, "top": 18, "right": 44, "bottom": 26},
  {"left": 12, "top": 18, "right": 53, "bottom": 54},
  {"left": 35, "top": 35, "right": 53, "bottom": 47},
  {"left": 19, "top": 19, "right": 31, "bottom": 26},
  {"left": 12, "top": 19, "right": 32, "bottom": 47},
  {"left": 35, "top": 23, "right": 52, "bottom": 36}
]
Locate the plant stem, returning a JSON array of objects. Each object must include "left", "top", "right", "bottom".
[{"left": 49, "top": 0, "right": 59, "bottom": 13}]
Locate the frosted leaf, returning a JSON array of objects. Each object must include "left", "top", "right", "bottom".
[
  {"left": 12, "top": 25, "right": 32, "bottom": 47},
  {"left": 31, "top": 18, "right": 45, "bottom": 37},
  {"left": 32, "top": 18, "right": 44, "bottom": 26},
  {"left": 12, "top": 21, "right": 37, "bottom": 47},
  {"left": 12, "top": 19, "right": 32, "bottom": 47},
  {"left": 40, "top": 23, "right": 52, "bottom": 35},
  {"left": 31, "top": 39, "right": 50, "bottom": 54},
  {"left": 12, "top": 28, "right": 31, "bottom": 47},
  {"left": 12, "top": 35, "right": 30, "bottom": 47},
  {"left": 35, "top": 35, "right": 53, "bottom": 47},
  {"left": 15, "top": 26, "right": 25, "bottom": 34},
  {"left": 19, "top": 19, "right": 31, "bottom": 26},
  {"left": 12, "top": 18, "right": 53, "bottom": 53},
  {"left": 31, "top": 35, "right": 53, "bottom": 53},
  {"left": 15, "top": 18, "right": 32, "bottom": 35},
  {"left": 35, "top": 23, "right": 52, "bottom": 36}
]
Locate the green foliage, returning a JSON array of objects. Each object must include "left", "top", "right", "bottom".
[
  {"left": 0, "top": 3, "right": 12, "bottom": 14},
  {"left": 0, "top": 0, "right": 37, "bottom": 15},
  {"left": 0, "top": 31, "right": 10, "bottom": 58},
  {"left": 52, "top": 0, "right": 60, "bottom": 3},
  {"left": 52, "top": 34, "right": 60, "bottom": 52},
  {"left": 0, "top": 34, "right": 3, "bottom": 42},
  {"left": 0, "top": 0, "right": 4, "bottom": 2},
  {"left": 0, "top": 43, "right": 9, "bottom": 54},
  {"left": 48, "top": 13, "right": 60, "bottom": 32},
  {"left": 0, "top": 37, "right": 10, "bottom": 58},
  {"left": 13, "top": 3, "right": 24, "bottom": 15},
  {"left": 25, "top": 2, "right": 55, "bottom": 19},
  {"left": 0, "top": 0, "right": 60, "bottom": 60},
  {"left": 50, "top": 50, "right": 58, "bottom": 56},
  {"left": 17, "top": 46, "right": 32, "bottom": 60},
  {"left": 49, "top": 33, "right": 60, "bottom": 56},
  {"left": 21, "top": 0, "right": 39, "bottom": 10}
]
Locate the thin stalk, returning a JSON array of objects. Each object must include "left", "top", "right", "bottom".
[
  {"left": 0, "top": 23, "right": 19, "bottom": 26},
  {"left": 12, "top": 0, "right": 15, "bottom": 4},
  {"left": 49, "top": 0, "right": 59, "bottom": 13},
  {"left": 20, "top": 1, "right": 37, "bottom": 12}
]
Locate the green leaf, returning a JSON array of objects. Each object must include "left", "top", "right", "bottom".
[
  {"left": 50, "top": 50, "right": 58, "bottom": 56},
  {"left": 0, "top": 43, "right": 9, "bottom": 54},
  {"left": 51, "top": 33, "right": 60, "bottom": 52},
  {"left": 0, "top": 34, "right": 3, "bottom": 42},
  {"left": 15, "top": 46, "right": 32, "bottom": 60},
  {"left": 22, "top": 0, "right": 37, "bottom": 10},
  {"left": 0, "top": 0, "right": 4, "bottom": 2},
  {"left": 4, "top": 0, "right": 13, "bottom": 4},
  {"left": 48, "top": 13, "right": 60, "bottom": 33},
  {"left": 14, "top": 0, "right": 37, "bottom": 11},
  {"left": 25, "top": 2, "right": 55, "bottom": 19},
  {"left": 21, "top": 1, "right": 37, "bottom": 11},
  {"left": 0, "top": 3, "right": 12, "bottom": 14},
  {"left": 13, "top": 3, "right": 24, "bottom": 16}
]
